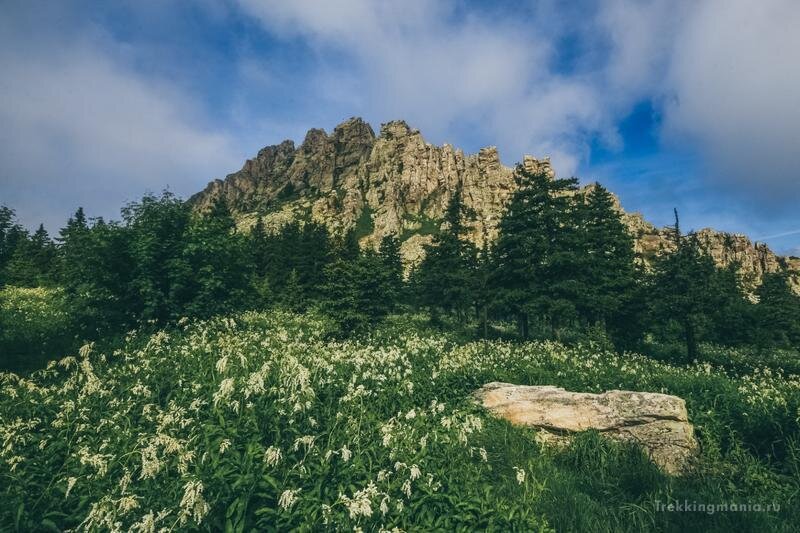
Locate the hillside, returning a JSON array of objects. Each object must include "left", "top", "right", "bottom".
[
  {"left": 191, "top": 117, "right": 799, "bottom": 289},
  {"left": 3, "top": 311, "right": 799, "bottom": 531}
]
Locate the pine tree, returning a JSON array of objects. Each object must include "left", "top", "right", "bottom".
[
  {"left": 122, "top": 192, "right": 190, "bottom": 322},
  {"left": 378, "top": 234, "right": 404, "bottom": 309},
  {"left": 577, "top": 183, "right": 640, "bottom": 347},
  {"left": 706, "top": 262, "right": 753, "bottom": 346},
  {"left": 2, "top": 224, "right": 58, "bottom": 286},
  {"left": 320, "top": 250, "right": 395, "bottom": 335},
  {"left": 473, "top": 225, "right": 493, "bottom": 338},
  {"left": 338, "top": 228, "right": 361, "bottom": 262},
  {"left": 491, "top": 164, "right": 579, "bottom": 339},
  {"left": 248, "top": 217, "right": 273, "bottom": 306},
  {"left": 250, "top": 217, "right": 269, "bottom": 275},
  {"left": 58, "top": 211, "right": 134, "bottom": 336},
  {"left": 0, "top": 206, "right": 28, "bottom": 286},
  {"left": 648, "top": 210, "right": 718, "bottom": 361},
  {"left": 178, "top": 196, "right": 252, "bottom": 318},
  {"left": 754, "top": 272, "right": 800, "bottom": 349},
  {"left": 415, "top": 186, "right": 476, "bottom": 323}
]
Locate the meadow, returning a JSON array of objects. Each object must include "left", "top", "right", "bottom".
[{"left": 2, "top": 310, "right": 799, "bottom": 532}]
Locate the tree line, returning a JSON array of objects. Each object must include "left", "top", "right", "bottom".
[{"left": 2, "top": 164, "right": 799, "bottom": 364}]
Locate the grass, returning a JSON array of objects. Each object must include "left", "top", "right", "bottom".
[{"left": 1, "top": 310, "right": 798, "bottom": 531}]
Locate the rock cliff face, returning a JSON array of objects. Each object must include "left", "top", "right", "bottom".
[{"left": 190, "top": 117, "right": 798, "bottom": 290}]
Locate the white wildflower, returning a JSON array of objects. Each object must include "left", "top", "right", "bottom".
[
  {"left": 179, "top": 480, "right": 209, "bottom": 525},
  {"left": 340, "top": 445, "right": 352, "bottom": 462},
  {"left": 213, "top": 378, "right": 236, "bottom": 408},
  {"left": 380, "top": 496, "right": 390, "bottom": 516},
  {"left": 65, "top": 477, "right": 77, "bottom": 498},
  {"left": 292, "top": 435, "right": 316, "bottom": 452},
  {"left": 79, "top": 342, "right": 94, "bottom": 358},
  {"left": 278, "top": 489, "right": 300, "bottom": 511},
  {"left": 118, "top": 495, "right": 140, "bottom": 514},
  {"left": 219, "top": 439, "right": 231, "bottom": 454},
  {"left": 264, "top": 446, "right": 282, "bottom": 467},
  {"left": 514, "top": 466, "right": 526, "bottom": 485},
  {"left": 401, "top": 479, "right": 412, "bottom": 498}
]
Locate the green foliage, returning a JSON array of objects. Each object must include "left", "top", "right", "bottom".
[
  {"left": 320, "top": 250, "right": 398, "bottom": 335},
  {"left": 0, "top": 207, "right": 57, "bottom": 287},
  {"left": 1, "top": 311, "right": 798, "bottom": 531},
  {"left": 648, "top": 213, "right": 734, "bottom": 361},
  {"left": 379, "top": 234, "right": 405, "bottom": 303},
  {"left": 0, "top": 286, "right": 74, "bottom": 372},
  {"left": 177, "top": 198, "right": 253, "bottom": 318},
  {"left": 414, "top": 187, "right": 477, "bottom": 323},
  {"left": 491, "top": 165, "right": 581, "bottom": 338},
  {"left": 576, "top": 184, "right": 642, "bottom": 349},
  {"left": 353, "top": 205, "right": 375, "bottom": 240},
  {"left": 754, "top": 273, "right": 800, "bottom": 349}
]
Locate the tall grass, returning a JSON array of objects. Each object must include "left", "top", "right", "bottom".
[{"left": 1, "top": 311, "right": 798, "bottom": 531}]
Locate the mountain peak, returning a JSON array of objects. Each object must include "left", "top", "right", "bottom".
[{"left": 191, "top": 118, "right": 799, "bottom": 290}]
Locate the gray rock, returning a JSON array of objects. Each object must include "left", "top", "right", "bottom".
[
  {"left": 189, "top": 117, "right": 799, "bottom": 289},
  {"left": 473, "top": 382, "right": 700, "bottom": 475}
]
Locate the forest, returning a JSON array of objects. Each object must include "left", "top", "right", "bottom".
[{"left": 2, "top": 166, "right": 798, "bottom": 373}]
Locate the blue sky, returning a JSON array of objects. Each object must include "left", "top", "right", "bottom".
[{"left": 1, "top": 0, "right": 798, "bottom": 255}]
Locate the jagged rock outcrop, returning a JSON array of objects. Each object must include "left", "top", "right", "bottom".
[
  {"left": 190, "top": 117, "right": 799, "bottom": 289},
  {"left": 473, "top": 382, "right": 699, "bottom": 475}
]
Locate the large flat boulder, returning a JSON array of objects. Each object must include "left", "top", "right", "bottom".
[{"left": 473, "top": 382, "right": 699, "bottom": 475}]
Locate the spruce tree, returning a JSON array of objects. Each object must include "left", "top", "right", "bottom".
[
  {"left": 0, "top": 206, "right": 28, "bottom": 285},
  {"left": 415, "top": 186, "right": 476, "bottom": 323},
  {"left": 491, "top": 164, "right": 579, "bottom": 339},
  {"left": 2, "top": 224, "right": 58, "bottom": 286},
  {"left": 320, "top": 250, "right": 394, "bottom": 335},
  {"left": 178, "top": 196, "right": 251, "bottom": 318},
  {"left": 473, "top": 225, "right": 493, "bottom": 338},
  {"left": 707, "top": 262, "right": 753, "bottom": 346},
  {"left": 754, "top": 272, "right": 800, "bottom": 349},
  {"left": 122, "top": 192, "right": 190, "bottom": 322},
  {"left": 648, "top": 211, "right": 718, "bottom": 361},
  {"left": 577, "top": 183, "right": 640, "bottom": 347},
  {"left": 378, "top": 234, "right": 404, "bottom": 309}
]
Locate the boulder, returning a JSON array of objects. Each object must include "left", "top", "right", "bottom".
[{"left": 473, "top": 382, "right": 699, "bottom": 475}]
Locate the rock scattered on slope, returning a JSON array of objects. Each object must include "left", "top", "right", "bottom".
[{"left": 473, "top": 382, "right": 699, "bottom": 475}]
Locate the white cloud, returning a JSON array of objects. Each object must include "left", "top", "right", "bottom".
[
  {"left": 0, "top": 10, "right": 240, "bottom": 230},
  {"left": 237, "top": 0, "right": 800, "bottom": 208},
  {"left": 2, "top": 0, "right": 798, "bottom": 237},
  {"left": 235, "top": 0, "right": 589, "bottom": 173},
  {"left": 663, "top": 0, "right": 800, "bottom": 204}
]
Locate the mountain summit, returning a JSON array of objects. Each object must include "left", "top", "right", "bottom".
[{"left": 191, "top": 117, "right": 799, "bottom": 289}]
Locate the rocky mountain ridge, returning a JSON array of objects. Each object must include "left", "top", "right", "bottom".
[{"left": 191, "top": 117, "right": 799, "bottom": 291}]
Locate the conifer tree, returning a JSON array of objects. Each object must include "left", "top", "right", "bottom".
[
  {"left": 320, "top": 250, "right": 394, "bottom": 335},
  {"left": 250, "top": 217, "right": 269, "bottom": 275},
  {"left": 2, "top": 224, "right": 58, "bottom": 286},
  {"left": 178, "top": 196, "right": 251, "bottom": 318},
  {"left": 491, "top": 164, "right": 580, "bottom": 339},
  {"left": 706, "top": 262, "right": 753, "bottom": 346},
  {"left": 415, "top": 186, "right": 476, "bottom": 323},
  {"left": 0, "top": 206, "right": 28, "bottom": 285},
  {"left": 754, "top": 272, "right": 800, "bottom": 349},
  {"left": 577, "top": 183, "right": 640, "bottom": 346},
  {"left": 122, "top": 192, "right": 190, "bottom": 322},
  {"left": 378, "top": 234, "right": 404, "bottom": 308},
  {"left": 473, "top": 227, "right": 493, "bottom": 338},
  {"left": 648, "top": 211, "right": 718, "bottom": 361}
]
